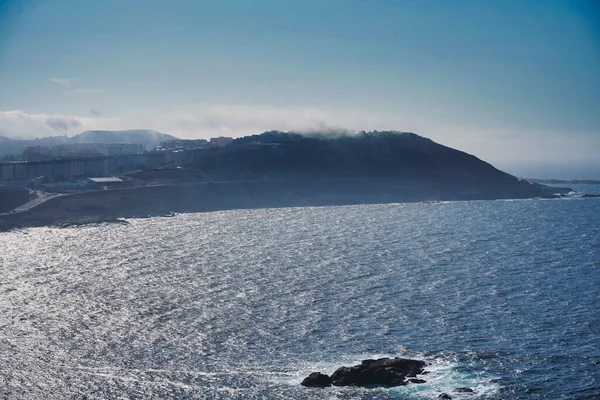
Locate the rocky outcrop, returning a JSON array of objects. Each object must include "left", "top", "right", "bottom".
[
  {"left": 453, "top": 387, "right": 475, "bottom": 393},
  {"left": 300, "top": 372, "right": 332, "bottom": 387},
  {"left": 301, "top": 357, "right": 427, "bottom": 388},
  {"left": 57, "top": 217, "right": 129, "bottom": 228}
]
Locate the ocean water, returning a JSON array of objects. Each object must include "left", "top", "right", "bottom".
[{"left": 1, "top": 191, "right": 599, "bottom": 399}]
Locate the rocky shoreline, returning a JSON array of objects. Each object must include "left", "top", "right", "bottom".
[{"left": 0, "top": 179, "right": 571, "bottom": 232}]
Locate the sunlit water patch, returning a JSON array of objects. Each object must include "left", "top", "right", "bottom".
[{"left": 1, "top": 198, "right": 599, "bottom": 399}]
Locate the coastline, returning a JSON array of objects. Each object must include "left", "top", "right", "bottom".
[{"left": 0, "top": 179, "right": 570, "bottom": 232}]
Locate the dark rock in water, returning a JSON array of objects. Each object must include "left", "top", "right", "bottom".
[
  {"left": 301, "top": 372, "right": 332, "bottom": 387},
  {"left": 454, "top": 387, "right": 475, "bottom": 393},
  {"left": 57, "top": 217, "right": 129, "bottom": 228},
  {"left": 302, "top": 357, "right": 426, "bottom": 388},
  {"left": 582, "top": 194, "right": 600, "bottom": 198},
  {"left": 408, "top": 378, "right": 427, "bottom": 384},
  {"left": 438, "top": 394, "right": 452, "bottom": 399}
]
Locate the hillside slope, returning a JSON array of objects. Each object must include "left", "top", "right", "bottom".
[
  {"left": 185, "top": 130, "right": 567, "bottom": 199},
  {"left": 193, "top": 131, "right": 520, "bottom": 182}
]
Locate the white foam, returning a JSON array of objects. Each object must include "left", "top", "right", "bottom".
[{"left": 394, "top": 357, "right": 501, "bottom": 399}]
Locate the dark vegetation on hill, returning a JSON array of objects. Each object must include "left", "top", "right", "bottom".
[
  {"left": 187, "top": 130, "right": 570, "bottom": 200},
  {"left": 193, "top": 131, "right": 519, "bottom": 184}
]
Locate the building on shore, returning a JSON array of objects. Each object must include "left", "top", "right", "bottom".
[
  {"left": 158, "top": 139, "right": 209, "bottom": 150},
  {"left": 85, "top": 177, "right": 126, "bottom": 190},
  {"left": 0, "top": 136, "right": 226, "bottom": 187},
  {"left": 0, "top": 148, "right": 198, "bottom": 187},
  {"left": 209, "top": 137, "right": 234, "bottom": 147}
]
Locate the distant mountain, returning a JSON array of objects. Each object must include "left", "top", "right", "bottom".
[
  {"left": 0, "top": 130, "right": 179, "bottom": 157},
  {"left": 0, "top": 136, "right": 32, "bottom": 157}
]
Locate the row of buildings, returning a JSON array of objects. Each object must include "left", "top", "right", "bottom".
[
  {"left": 0, "top": 136, "right": 235, "bottom": 188},
  {"left": 0, "top": 149, "right": 195, "bottom": 187},
  {"left": 16, "top": 137, "right": 234, "bottom": 163},
  {"left": 22, "top": 143, "right": 145, "bottom": 162}
]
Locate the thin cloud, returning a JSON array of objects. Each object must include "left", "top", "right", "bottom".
[
  {"left": 62, "top": 88, "right": 105, "bottom": 95},
  {"left": 50, "top": 77, "right": 78, "bottom": 86},
  {"left": 45, "top": 116, "right": 82, "bottom": 132},
  {"left": 0, "top": 110, "right": 112, "bottom": 139},
  {"left": 0, "top": 106, "right": 397, "bottom": 139}
]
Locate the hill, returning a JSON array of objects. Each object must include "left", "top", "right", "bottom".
[
  {"left": 191, "top": 130, "right": 514, "bottom": 182},
  {"left": 190, "top": 131, "right": 563, "bottom": 198}
]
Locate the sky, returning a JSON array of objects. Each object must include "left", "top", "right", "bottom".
[{"left": 0, "top": 0, "right": 599, "bottom": 179}]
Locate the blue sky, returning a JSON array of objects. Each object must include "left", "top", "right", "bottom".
[{"left": 0, "top": 0, "right": 599, "bottom": 178}]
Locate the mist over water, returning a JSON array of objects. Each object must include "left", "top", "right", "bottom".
[{"left": 1, "top": 196, "right": 599, "bottom": 399}]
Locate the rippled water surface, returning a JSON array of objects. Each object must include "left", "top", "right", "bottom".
[{"left": 1, "top": 196, "right": 599, "bottom": 399}]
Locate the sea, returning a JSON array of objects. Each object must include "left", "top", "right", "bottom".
[{"left": 1, "top": 184, "right": 598, "bottom": 399}]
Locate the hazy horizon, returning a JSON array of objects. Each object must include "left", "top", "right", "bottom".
[{"left": 1, "top": 0, "right": 599, "bottom": 179}]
